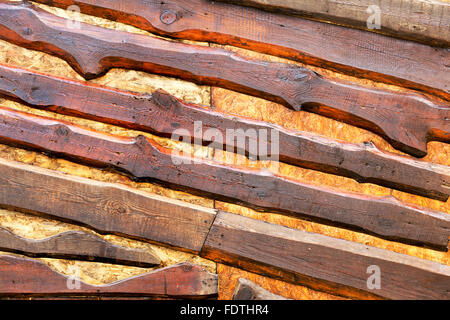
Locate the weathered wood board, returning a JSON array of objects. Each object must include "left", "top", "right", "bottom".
[
  {"left": 0, "top": 1, "right": 449, "bottom": 157},
  {"left": 0, "top": 255, "right": 218, "bottom": 298},
  {"left": 30, "top": 0, "right": 450, "bottom": 100},
  {"left": 201, "top": 211, "right": 450, "bottom": 300},
  {"left": 1, "top": 63, "right": 449, "bottom": 200},
  {"left": 217, "top": 0, "right": 450, "bottom": 47},
  {"left": 0, "top": 110, "right": 448, "bottom": 248},
  {"left": 1, "top": 157, "right": 448, "bottom": 300},
  {"left": 0, "top": 227, "right": 161, "bottom": 267},
  {"left": 0, "top": 0, "right": 447, "bottom": 301},
  {"left": 0, "top": 157, "right": 217, "bottom": 253}
]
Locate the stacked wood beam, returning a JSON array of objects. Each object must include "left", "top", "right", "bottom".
[{"left": 0, "top": 0, "right": 447, "bottom": 300}]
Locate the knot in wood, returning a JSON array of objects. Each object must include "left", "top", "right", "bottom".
[
  {"left": 55, "top": 125, "right": 69, "bottom": 137},
  {"left": 160, "top": 10, "right": 177, "bottom": 25},
  {"left": 104, "top": 199, "right": 127, "bottom": 215},
  {"left": 180, "top": 263, "right": 195, "bottom": 272},
  {"left": 291, "top": 68, "right": 315, "bottom": 83},
  {"left": 22, "top": 27, "right": 32, "bottom": 36}
]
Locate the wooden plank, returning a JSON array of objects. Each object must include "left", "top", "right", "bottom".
[
  {"left": 217, "top": 0, "right": 450, "bottom": 47},
  {"left": 0, "top": 2, "right": 449, "bottom": 157},
  {"left": 232, "top": 278, "right": 290, "bottom": 300},
  {"left": 29, "top": 0, "right": 450, "bottom": 102},
  {"left": 0, "top": 227, "right": 161, "bottom": 267},
  {"left": 0, "top": 109, "right": 448, "bottom": 249},
  {"left": 0, "top": 255, "right": 218, "bottom": 298},
  {"left": 4, "top": 297, "right": 180, "bottom": 300},
  {"left": 1, "top": 64, "right": 449, "bottom": 201},
  {"left": 201, "top": 211, "right": 450, "bottom": 300},
  {"left": 0, "top": 157, "right": 217, "bottom": 254}
]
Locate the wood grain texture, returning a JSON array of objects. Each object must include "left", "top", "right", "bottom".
[
  {"left": 2, "top": 0, "right": 444, "bottom": 301},
  {"left": 0, "top": 227, "right": 160, "bottom": 267},
  {"left": 0, "top": 157, "right": 217, "bottom": 254},
  {"left": 201, "top": 211, "right": 450, "bottom": 300},
  {"left": 0, "top": 255, "right": 218, "bottom": 298},
  {"left": 0, "top": 109, "right": 448, "bottom": 249},
  {"left": 232, "top": 278, "right": 290, "bottom": 300},
  {"left": 30, "top": 0, "right": 450, "bottom": 101},
  {"left": 1, "top": 64, "right": 448, "bottom": 201},
  {"left": 217, "top": 0, "right": 450, "bottom": 47},
  {"left": 210, "top": 65, "right": 450, "bottom": 269},
  {"left": 0, "top": 1, "right": 449, "bottom": 157}
]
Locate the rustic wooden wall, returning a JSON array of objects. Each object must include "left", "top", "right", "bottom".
[
  {"left": 0, "top": 2, "right": 216, "bottom": 287},
  {"left": 0, "top": 1, "right": 447, "bottom": 299}
]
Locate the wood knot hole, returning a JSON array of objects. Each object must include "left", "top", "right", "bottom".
[
  {"left": 160, "top": 10, "right": 177, "bottom": 25},
  {"left": 105, "top": 199, "right": 127, "bottom": 214}
]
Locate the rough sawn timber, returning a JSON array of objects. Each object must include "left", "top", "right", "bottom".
[
  {"left": 201, "top": 211, "right": 450, "bottom": 300},
  {"left": 0, "top": 109, "right": 448, "bottom": 249},
  {"left": 217, "top": 0, "right": 450, "bottom": 47},
  {"left": 0, "top": 63, "right": 448, "bottom": 200},
  {"left": 0, "top": 227, "right": 161, "bottom": 267},
  {"left": 0, "top": 1, "right": 448, "bottom": 157},
  {"left": 30, "top": 0, "right": 450, "bottom": 101},
  {"left": 0, "top": 159, "right": 448, "bottom": 299},
  {"left": 0, "top": 255, "right": 218, "bottom": 298},
  {"left": 0, "top": 157, "right": 217, "bottom": 254}
]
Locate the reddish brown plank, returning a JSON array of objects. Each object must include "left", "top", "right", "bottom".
[
  {"left": 3, "top": 297, "right": 180, "bottom": 300},
  {"left": 0, "top": 1, "right": 449, "bottom": 157},
  {"left": 0, "top": 157, "right": 217, "bottom": 254},
  {"left": 217, "top": 0, "right": 450, "bottom": 47},
  {"left": 201, "top": 211, "right": 450, "bottom": 300},
  {"left": 30, "top": 0, "right": 450, "bottom": 101},
  {"left": 0, "top": 227, "right": 160, "bottom": 267},
  {"left": 0, "top": 109, "right": 448, "bottom": 249},
  {"left": 0, "top": 255, "right": 218, "bottom": 298},
  {"left": 232, "top": 278, "right": 290, "bottom": 300},
  {"left": 1, "top": 64, "right": 448, "bottom": 201}
]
